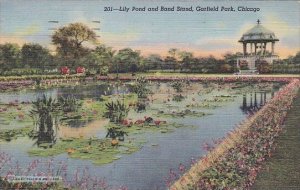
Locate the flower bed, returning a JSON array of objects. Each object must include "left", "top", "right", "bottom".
[
  {"left": 97, "top": 75, "right": 298, "bottom": 83},
  {"left": 171, "top": 79, "right": 300, "bottom": 190},
  {"left": 0, "top": 152, "right": 126, "bottom": 190},
  {"left": 0, "top": 80, "right": 34, "bottom": 91}
]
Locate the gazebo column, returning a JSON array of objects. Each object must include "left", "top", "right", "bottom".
[
  {"left": 263, "top": 42, "right": 267, "bottom": 56},
  {"left": 250, "top": 43, "right": 253, "bottom": 55},
  {"left": 254, "top": 43, "right": 257, "bottom": 56},
  {"left": 260, "top": 42, "right": 264, "bottom": 56},
  {"left": 242, "top": 94, "right": 247, "bottom": 110},
  {"left": 243, "top": 43, "right": 247, "bottom": 56},
  {"left": 271, "top": 42, "right": 275, "bottom": 55}
]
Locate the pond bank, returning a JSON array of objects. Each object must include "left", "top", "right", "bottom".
[
  {"left": 1, "top": 74, "right": 298, "bottom": 92},
  {"left": 170, "top": 79, "right": 300, "bottom": 190},
  {"left": 252, "top": 90, "right": 300, "bottom": 190}
]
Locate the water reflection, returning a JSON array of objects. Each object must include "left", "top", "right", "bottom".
[
  {"left": 58, "top": 119, "right": 109, "bottom": 138},
  {"left": 32, "top": 122, "right": 58, "bottom": 148},
  {"left": 241, "top": 91, "right": 271, "bottom": 113},
  {"left": 57, "top": 84, "right": 117, "bottom": 100},
  {"left": 135, "top": 98, "right": 149, "bottom": 113}
]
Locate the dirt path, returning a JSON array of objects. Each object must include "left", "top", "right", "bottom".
[{"left": 252, "top": 90, "right": 300, "bottom": 190}]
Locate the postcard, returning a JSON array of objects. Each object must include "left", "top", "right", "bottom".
[{"left": 0, "top": 0, "right": 299, "bottom": 190}]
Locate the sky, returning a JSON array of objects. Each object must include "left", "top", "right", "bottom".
[{"left": 0, "top": 0, "right": 299, "bottom": 58}]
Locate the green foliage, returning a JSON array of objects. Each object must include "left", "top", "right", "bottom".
[
  {"left": 52, "top": 23, "right": 97, "bottom": 62},
  {"left": 30, "top": 95, "right": 60, "bottom": 132},
  {"left": 178, "top": 51, "right": 193, "bottom": 71},
  {"left": 100, "top": 66, "right": 109, "bottom": 76},
  {"left": 29, "top": 95, "right": 61, "bottom": 147},
  {"left": 171, "top": 80, "right": 185, "bottom": 93},
  {"left": 256, "top": 59, "right": 272, "bottom": 73},
  {"left": 293, "top": 51, "right": 300, "bottom": 64},
  {"left": 58, "top": 95, "right": 82, "bottom": 112},
  {"left": 106, "top": 127, "right": 128, "bottom": 141},
  {"left": 132, "top": 76, "right": 151, "bottom": 98},
  {"left": 78, "top": 45, "right": 115, "bottom": 72},
  {"left": 113, "top": 48, "right": 141, "bottom": 73},
  {"left": 1, "top": 33, "right": 299, "bottom": 75},
  {"left": 220, "top": 63, "right": 233, "bottom": 73},
  {"left": 0, "top": 43, "right": 21, "bottom": 70},
  {"left": 0, "top": 127, "right": 33, "bottom": 142},
  {"left": 239, "top": 60, "right": 249, "bottom": 70},
  {"left": 28, "top": 136, "right": 144, "bottom": 166},
  {"left": 21, "top": 43, "right": 52, "bottom": 69},
  {"left": 272, "top": 53, "right": 300, "bottom": 73},
  {"left": 0, "top": 178, "right": 64, "bottom": 190},
  {"left": 143, "top": 54, "right": 163, "bottom": 71},
  {"left": 0, "top": 68, "right": 57, "bottom": 76},
  {"left": 135, "top": 100, "right": 147, "bottom": 112},
  {"left": 172, "top": 94, "right": 185, "bottom": 102},
  {"left": 104, "top": 100, "right": 129, "bottom": 123}
]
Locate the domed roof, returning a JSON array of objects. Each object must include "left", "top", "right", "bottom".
[{"left": 239, "top": 21, "right": 279, "bottom": 43}]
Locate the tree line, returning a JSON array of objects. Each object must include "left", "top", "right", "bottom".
[{"left": 0, "top": 22, "right": 299, "bottom": 75}]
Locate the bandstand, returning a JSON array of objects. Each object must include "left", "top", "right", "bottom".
[{"left": 237, "top": 20, "right": 279, "bottom": 72}]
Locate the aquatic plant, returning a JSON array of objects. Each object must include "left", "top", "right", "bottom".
[
  {"left": 171, "top": 80, "right": 185, "bottom": 93},
  {"left": 58, "top": 95, "right": 82, "bottom": 113},
  {"left": 131, "top": 76, "right": 151, "bottom": 98},
  {"left": 135, "top": 100, "right": 147, "bottom": 112},
  {"left": 106, "top": 127, "right": 128, "bottom": 141},
  {"left": 0, "top": 127, "right": 33, "bottom": 142},
  {"left": 104, "top": 100, "right": 129, "bottom": 123},
  {"left": 172, "top": 94, "right": 185, "bottom": 102},
  {"left": 29, "top": 95, "right": 61, "bottom": 147},
  {"left": 155, "top": 109, "right": 207, "bottom": 118}
]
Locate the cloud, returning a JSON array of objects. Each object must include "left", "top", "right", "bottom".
[
  {"left": 101, "top": 31, "right": 140, "bottom": 46},
  {"left": 14, "top": 24, "right": 40, "bottom": 36},
  {"left": 276, "top": 45, "right": 299, "bottom": 58},
  {"left": 264, "top": 13, "right": 299, "bottom": 37},
  {"left": 195, "top": 38, "right": 238, "bottom": 51},
  {"left": 0, "top": 35, "right": 27, "bottom": 45},
  {"left": 0, "top": 24, "right": 40, "bottom": 46}
]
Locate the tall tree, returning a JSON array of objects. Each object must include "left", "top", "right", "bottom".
[
  {"left": 168, "top": 48, "right": 178, "bottom": 58},
  {"left": 113, "top": 48, "right": 141, "bottom": 73},
  {"left": 21, "top": 43, "right": 51, "bottom": 69},
  {"left": 223, "top": 52, "right": 243, "bottom": 72},
  {"left": 78, "top": 45, "right": 115, "bottom": 75},
  {"left": 94, "top": 45, "right": 115, "bottom": 67},
  {"left": 0, "top": 43, "right": 21, "bottom": 70},
  {"left": 293, "top": 51, "right": 300, "bottom": 64},
  {"left": 178, "top": 51, "right": 193, "bottom": 72},
  {"left": 144, "top": 54, "right": 163, "bottom": 71},
  {"left": 168, "top": 48, "right": 179, "bottom": 71},
  {"left": 52, "top": 23, "right": 97, "bottom": 66}
]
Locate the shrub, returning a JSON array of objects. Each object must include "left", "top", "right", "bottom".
[
  {"left": 131, "top": 76, "right": 151, "bottom": 98},
  {"left": 104, "top": 100, "right": 130, "bottom": 123}
]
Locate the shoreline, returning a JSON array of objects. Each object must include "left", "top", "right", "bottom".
[
  {"left": 170, "top": 79, "right": 300, "bottom": 189},
  {"left": 0, "top": 74, "right": 298, "bottom": 92}
]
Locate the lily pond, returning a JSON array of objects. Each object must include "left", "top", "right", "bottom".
[{"left": 0, "top": 80, "right": 283, "bottom": 189}]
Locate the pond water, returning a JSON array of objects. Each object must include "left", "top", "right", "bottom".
[{"left": 0, "top": 81, "right": 282, "bottom": 189}]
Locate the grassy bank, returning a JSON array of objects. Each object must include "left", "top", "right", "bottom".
[{"left": 252, "top": 90, "right": 300, "bottom": 190}]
